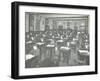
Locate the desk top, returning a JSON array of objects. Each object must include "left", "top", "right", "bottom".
[
  {"left": 70, "top": 41, "right": 76, "bottom": 44},
  {"left": 78, "top": 50, "right": 89, "bottom": 56},
  {"left": 36, "top": 42, "right": 44, "bottom": 45},
  {"left": 60, "top": 46, "right": 70, "bottom": 50},
  {"left": 73, "top": 38, "right": 78, "bottom": 41},
  {"left": 56, "top": 40, "right": 64, "bottom": 42},
  {"left": 26, "top": 54, "right": 35, "bottom": 60},
  {"left": 47, "top": 39, "right": 54, "bottom": 41},
  {"left": 55, "top": 37, "right": 60, "bottom": 38},
  {"left": 26, "top": 41, "right": 32, "bottom": 44},
  {"left": 46, "top": 44, "right": 55, "bottom": 47},
  {"left": 79, "top": 50, "right": 88, "bottom": 53}
]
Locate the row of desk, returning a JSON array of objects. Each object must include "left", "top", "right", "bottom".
[{"left": 25, "top": 31, "right": 89, "bottom": 68}]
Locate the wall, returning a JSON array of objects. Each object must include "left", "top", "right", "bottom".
[
  {"left": 0, "top": 0, "right": 99, "bottom": 81},
  {"left": 26, "top": 13, "right": 88, "bottom": 32}
]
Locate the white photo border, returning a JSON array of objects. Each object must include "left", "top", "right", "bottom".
[{"left": 19, "top": 5, "right": 96, "bottom": 76}]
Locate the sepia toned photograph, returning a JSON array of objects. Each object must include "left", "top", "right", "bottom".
[{"left": 25, "top": 12, "right": 90, "bottom": 68}]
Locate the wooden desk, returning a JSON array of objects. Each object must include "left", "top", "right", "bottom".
[
  {"left": 56, "top": 40, "right": 64, "bottom": 48},
  {"left": 78, "top": 50, "right": 89, "bottom": 65},
  {"left": 26, "top": 41, "right": 32, "bottom": 44},
  {"left": 70, "top": 41, "right": 77, "bottom": 54},
  {"left": 46, "top": 44, "right": 55, "bottom": 60},
  {"left": 36, "top": 42, "right": 45, "bottom": 61},
  {"left": 25, "top": 54, "right": 35, "bottom": 60},
  {"left": 60, "top": 47, "right": 71, "bottom": 64}
]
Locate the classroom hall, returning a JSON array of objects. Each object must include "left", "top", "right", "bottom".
[{"left": 25, "top": 12, "right": 89, "bottom": 68}]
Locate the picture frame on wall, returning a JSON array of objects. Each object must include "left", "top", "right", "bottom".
[{"left": 11, "top": 1, "right": 98, "bottom": 79}]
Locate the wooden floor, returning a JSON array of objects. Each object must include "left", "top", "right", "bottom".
[{"left": 25, "top": 46, "right": 89, "bottom": 68}]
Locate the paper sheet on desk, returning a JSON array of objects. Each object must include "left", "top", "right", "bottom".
[{"left": 26, "top": 54, "right": 35, "bottom": 60}]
